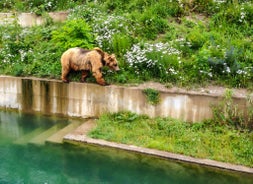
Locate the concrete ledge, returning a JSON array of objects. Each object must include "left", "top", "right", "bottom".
[{"left": 0, "top": 75, "right": 250, "bottom": 122}]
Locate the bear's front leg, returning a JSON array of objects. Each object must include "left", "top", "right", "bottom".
[
  {"left": 93, "top": 70, "right": 109, "bottom": 86},
  {"left": 61, "top": 68, "right": 70, "bottom": 83}
]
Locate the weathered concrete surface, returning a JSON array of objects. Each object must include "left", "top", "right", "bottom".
[
  {"left": 0, "top": 75, "right": 248, "bottom": 122},
  {"left": 1, "top": 75, "right": 252, "bottom": 173},
  {"left": 0, "top": 12, "right": 68, "bottom": 27},
  {"left": 64, "top": 119, "right": 253, "bottom": 174}
]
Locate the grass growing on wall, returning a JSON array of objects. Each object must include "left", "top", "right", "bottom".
[
  {"left": 142, "top": 88, "right": 160, "bottom": 105},
  {"left": 89, "top": 111, "right": 253, "bottom": 167}
]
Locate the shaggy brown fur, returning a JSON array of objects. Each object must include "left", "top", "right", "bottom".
[{"left": 61, "top": 47, "right": 120, "bottom": 85}]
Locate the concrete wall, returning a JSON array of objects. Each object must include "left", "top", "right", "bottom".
[
  {"left": 0, "top": 12, "right": 68, "bottom": 27},
  {"left": 0, "top": 76, "right": 247, "bottom": 122}
]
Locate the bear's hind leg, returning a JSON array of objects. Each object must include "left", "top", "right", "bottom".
[{"left": 80, "top": 70, "right": 89, "bottom": 82}]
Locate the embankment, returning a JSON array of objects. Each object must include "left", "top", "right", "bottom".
[{"left": 0, "top": 76, "right": 248, "bottom": 122}]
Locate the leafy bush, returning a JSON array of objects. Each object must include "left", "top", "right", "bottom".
[
  {"left": 1, "top": 0, "right": 253, "bottom": 88},
  {"left": 0, "top": 0, "right": 82, "bottom": 12},
  {"left": 111, "top": 33, "right": 133, "bottom": 57},
  {"left": 211, "top": 89, "right": 253, "bottom": 130},
  {"left": 134, "top": 10, "right": 168, "bottom": 40},
  {"left": 124, "top": 42, "right": 181, "bottom": 82},
  {"left": 0, "top": 0, "right": 15, "bottom": 10},
  {"left": 69, "top": 5, "right": 135, "bottom": 52},
  {"left": 186, "top": 27, "right": 207, "bottom": 49},
  {"left": 0, "top": 19, "right": 95, "bottom": 78},
  {"left": 51, "top": 19, "right": 94, "bottom": 50}
]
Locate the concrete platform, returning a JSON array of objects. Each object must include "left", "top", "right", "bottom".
[
  {"left": 29, "top": 124, "right": 62, "bottom": 145},
  {"left": 46, "top": 120, "right": 83, "bottom": 144},
  {"left": 64, "top": 120, "right": 253, "bottom": 175},
  {"left": 14, "top": 127, "right": 45, "bottom": 145}
]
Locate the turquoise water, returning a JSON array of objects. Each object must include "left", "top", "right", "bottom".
[{"left": 0, "top": 110, "right": 253, "bottom": 184}]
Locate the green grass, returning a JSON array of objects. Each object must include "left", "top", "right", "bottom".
[{"left": 89, "top": 112, "right": 253, "bottom": 167}]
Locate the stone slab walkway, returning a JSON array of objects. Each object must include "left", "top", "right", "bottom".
[{"left": 63, "top": 119, "right": 253, "bottom": 174}]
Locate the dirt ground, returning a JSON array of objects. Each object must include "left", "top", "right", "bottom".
[{"left": 131, "top": 82, "right": 250, "bottom": 98}]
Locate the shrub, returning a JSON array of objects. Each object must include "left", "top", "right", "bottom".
[
  {"left": 68, "top": 3, "right": 104, "bottom": 22},
  {"left": 0, "top": 22, "right": 63, "bottom": 77},
  {"left": 134, "top": 10, "right": 168, "bottom": 40},
  {"left": 0, "top": 0, "right": 82, "bottom": 12},
  {"left": 103, "top": 0, "right": 127, "bottom": 12},
  {"left": 124, "top": 42, "right": 181, "bottom": 82},
  {"left": 111, "top": 33, "right": 133, "bottom": 57},
  {"left": 186, "top": 27, "right": 207, "bottom": 50},
  {"left": 0, "top": 0, "right": 15, "bottom": 10},
  {"left": 0, "top": 22, "right": 25, "bottom": 71},
  {"left": 69, "top": 5, "right": 136, "bottom": 53},
  {"left": 51, "top": 19, "right": 95, "bottom": 50},
  {"left": 211, "top": 89, "right": 253, "bottom": 130},
  {"left": 211, "top": 2, "right": 253, "bottom": 36},
  {"left": 92, "top": 14, "right": 135, "bottom": 52},
  {"left": 1, "top": 0, "right": 253, "bottom": 89},
  {"left": 0, "top": 19, "right": 95, "bottom": 78}
]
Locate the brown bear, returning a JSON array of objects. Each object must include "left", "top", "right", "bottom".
[{"left": 60, "top": 47, "right": 120, "bottom": 85}]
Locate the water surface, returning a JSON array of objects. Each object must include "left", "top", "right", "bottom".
[{"left": 0, "top": 110, "right": 252, "bottom": 184}]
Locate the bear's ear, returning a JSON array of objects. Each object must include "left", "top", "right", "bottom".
[
  {"left": 103, "top": 53, "right": 111, "bottom": 64},
  {"left": 93, "top": 47, "right": 103, "bottom": 52},
  {"left": 111, "top": 54, "right": 116, "bottom": 59},
  {"left": 94, "top": 47, "right": 104, "bottom": 57}
]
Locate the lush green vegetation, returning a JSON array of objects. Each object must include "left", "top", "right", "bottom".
[
  {"left": 89, "top": 90, "right": 253, "bottom": 167},
  {"left": 89, "top": 111, "right": 253, "bottom": 167},
  {"left": 0, "top": 0, "right": 253, "bottom": 87},
  {"left": 0, "top": 0, "right": 82, "bottom": 14}
]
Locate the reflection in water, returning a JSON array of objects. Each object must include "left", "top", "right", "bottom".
[{"left": 0, "top": 110, "right": 252, "bottom": 184}]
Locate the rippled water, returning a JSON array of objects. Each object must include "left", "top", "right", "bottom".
[{"left": 0, "top": 110, "right": 252, "bottom": 184}]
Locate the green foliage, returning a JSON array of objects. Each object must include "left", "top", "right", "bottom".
[
  {"left": 51, "top": 19, "right": 94, "bottom": 50},
  {"left": 0, "top": 0, "right": 81, "bottom": 12},
  {"left": 143, "top": 88, "right": 160, "bottom": 105},
  {"left": 134, "top": 10, "right": 168, "bottom": 40},
  {"left": 124, "top": 42, "right": 181, "bottom": 83},
  {"left": 1, "top": 0, "right": 253, "bottom": 88},
  {"left": 111, "top": 34, "right": 133, "bottom": 57},
  {"left": 211, "top": 89, "right": 253, "bottom": 130},
  {"left": 0, "top": 19, "right": 94, "bottom": 78},
  {"left": 186, "top": 27, "right": 206, "bottom": 50},
  {"left": 89, "top": 112, "right": 253, "bottom": 167},
  {"left": 0, "top": 0, "right": 14, "bottom": 10}
]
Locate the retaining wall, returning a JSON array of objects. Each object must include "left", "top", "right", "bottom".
[
  {"left": 0, "top": 76, "right": 247, "bottom": 122},
  {"left": 0, "top": 12, "right": 68, "bottom": 27}
]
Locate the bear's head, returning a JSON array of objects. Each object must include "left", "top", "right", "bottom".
[{"left": 104, "top": 53, "right": 120, "bottom": 71}]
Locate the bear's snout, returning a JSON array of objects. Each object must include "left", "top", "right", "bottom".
[{"left": 114, "top": 65, "right": 120, "bottom": 71}]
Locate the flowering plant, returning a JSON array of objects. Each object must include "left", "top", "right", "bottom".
[
  {"left": 124, "top": 42, "right": 181, "bottom": 81},
  {"left": 69, "top": 5, "right": 135, "bottom": 52}
]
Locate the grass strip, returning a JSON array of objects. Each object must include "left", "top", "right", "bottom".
[{"left": 89, "top": 112, "right": 253, "bottom": 167}]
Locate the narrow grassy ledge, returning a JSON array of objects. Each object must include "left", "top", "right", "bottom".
[{"left": 88, "top": 112, "right": 253, "bottom": 168}]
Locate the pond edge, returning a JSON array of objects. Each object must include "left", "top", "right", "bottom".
[{"left": 64, "top": 128, "right": 253, "bottom": 175}]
